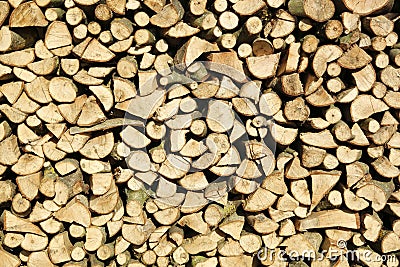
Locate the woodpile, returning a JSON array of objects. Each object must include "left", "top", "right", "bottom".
[{"left": 1, "top": 0, "right": 400, "bottom": 266}]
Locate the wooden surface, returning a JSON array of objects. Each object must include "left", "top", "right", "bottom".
[{"left": 0, "top": 0, "right": 399, "bottom": 266}]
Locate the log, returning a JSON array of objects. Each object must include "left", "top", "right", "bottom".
[
  {"left": 54, "top": 198, "right": 91, "bottom": 227},
  {"left": 0, "top": 248, "right": 20, "bottom": 267},
  {"left": 9, "top": 1, "right": 48, "bottom": 27},
  {"left": 0, "top": 180, "right": 16, "bottom": 205},
  {"left": 232, "top": 0, "right": 265, "bottom": 16},
  {"left": 303, "top": 0, "right": 335, "bottom": 22},
  {"left": 0, "top": 26, "right": 36, "bottom": 52},
  {"left": 269, "top": 9, "right": 295, "bottom": 38},
  {"left": 338, "top": 45, "right": 372, "bottom": 69},
  {"left": 342, "top": 0, "right": 394, "bottom": 16},
  {"left": 246, "top": 53, "right": 280, "bottom": 79},
  {"left": 0, "top": 0, "right": 398, "bottom": 265},
  {"left": 45, "top": 21, "right": 72, "bottom": 53},
  {"left": 312, "top": 45, "right": 342, "bottom": 77},
  {"left": 149, "top": 0, "right": 184, "bottom": 28},
  {"left": 296, "top": 209, "right": 360, "bottom": 231}
]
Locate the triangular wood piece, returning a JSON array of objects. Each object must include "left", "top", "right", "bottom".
[
  {"left": 58, "top": 95, "right": 87, "bottom": 124},
  {"left": 88, "top": 85, "right": 114, "bottom": 112},
  {"left": 0, "top": 248, "right": 20, "bottom": 267},
  {"left": 0, "top": 49, "right": 35, "bottom": 67},
  {"left": 115, "top": 89, "right": 166, "bottom": 119},
  {"left": 44, "top": 21, "right": 72, "bottom": 50},
  {"left": 306, "top": 86, "right": 335, "bottom": 107},
  {"left": 3, "top": 210, "right": 46, "bottom": 236},
  {"left": 16, "top": 172, "right": 42, "bottom": 201},
  {"left": 310, "top": 170, "right": 341, "bottom": 211},
  {"left": 150, "top": 0, "right": 183, "bottom": 28},
  {"left": 280, "top": 234, "right": 315, "bottom": 255},
  {"left": 348, "top": 123, "right": 369, "bottom": 146},
  {"left": 243, "top": 187, "right": 277, "bottom": 212},
  {"left": 9, "top": 1, "right": 48, "bottom": 27},
  {"left": 0, "top": 2, "right": 9, "bottom": 27},
  {"left": 337, "top": 45, "right": 372, "bottom": 70},
  {"left": 46, "top": 123, "right": 67, "bottom": 139},
  {"left": 1, "top": 81, "right": 23, "bottom": 104},
  {"left": 381, "top": 111, "right": 398, "bottom": 126},
  {"left": 261, "top": 171, "right": 287, "bottom": 195},
  {"left": 285, "top": 157, "right": 309, "bottom": 179},
  {"left": 71, "top": 37, "right": 91, "bottom": 58},
  {"left": 24, "top": 76, "right": 52, "bottom": 104},
  {"left": 380, "top": 231, "right": 400, "bottom": 253},
  {"left": 350, "top": 95, "right": 389, "bottom": 122},
  {"left": 74, "top": 38, "right": 115, "bottom": 63},
  {"left": 77, "top": 96, "right": 106, "bottom": 126},
  {"left": 106, "top": 0, "right": 126, "bottom": 14},
  {"left": 0, "top": 135, "right": 20, "bottom": 165},
  {"left": 26, "top": 251, "right": 53, "bottom": 267},
  {"left": 167, "top": 22, "right": 200, "bottom": 38},
  {"left": 36, "top": 103, "right": 64, "bottom": 124},
  {"left": 219, "top": 213, "right": 245, "bottom": 240},
  {"left": 54, "top": 198, "right": 91, "bottom": 227},
  {"left": 246, "top": 53, "right": 281, "bottom": 80},
  {"left": 207, "top": 51, "right": 246, "bottom": 82},
  {"left": 48, "top": 232, "right": 73, "bottom": 264},
  {"left": 270, "top": 123, "right": 298, "bottom": 146},
  {"left": 113, "top": 77, "right": 137, "bottom": 103},
  {"left": 296, "top": 209, "right": 359, "bottom": 231},
  {"left": 300, "top": 129, "right": 338, "bottom": 148},
  {"left": 174, "top": 36, "right": 219, "bottom": 68}
]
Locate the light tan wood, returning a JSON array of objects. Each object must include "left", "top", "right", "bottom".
[
  {"left": 110, "top": 18, "right": 133, "bottom": 41},
  {"left": 0, "top": 0, "right": 399, "bottom": 264},
  {"left": 94, "top": 4, "right": 112, "bottom": 21},
  {"left": 48, "top": 231, "right": 73, "bottom": 264},
  {"left": 313, "top": 45, "right": 342, "bottom": 77},
  {"left": 0, "top": 180, "right": 16, "bottom": 205},
  {"left": 0, "top": 26, "right": 36, "bottom": 52},
  {"left": 0, "top": 248, "right": 20, "bottom": 267},
  {"left": 3, "top": 233, "right": 24, "bottom": 249},
  {"left": 150, "top": 0, "right": 184, "bottom": 28},
  {"left": 192, "top": 11, "right": 218, "bottom": 31},
  {"left": 44, "top": 21, "right": 73, "bottom": 56},
  {"left": 269, "top": 10, "right": 295, "bottom": 38},
  {"left": 10, "top": 1, "right": 48, "bottom": 27},
  {"left": 73, "top": 38, "right": 114, "bottom": 63},
  {"left": 175, "top": 36, "right": 219, "bottom": 68},
  {"left": 90, "top": 180, "right": 119, "bottom": 214},
  {"left": 246, "top": 53, "right": 280, "bottom": 80},
  {"left": 13, "top": 67, "right": 36, "bottom": 82},
  {"left": 342, "top": 0, "right": 394, "bottom": 16},
  {"left": 54, "top": 199, "right": 91, "bottom": 227},
  {"left": 350, "top": 95, "right": 388, "bottom": 122},
  {"left": 296, "top": 209, "right": 360, "bottom": 231}
]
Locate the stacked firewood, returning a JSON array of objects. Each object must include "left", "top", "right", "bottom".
[{"left": 1, "top": 0, "right": 400, "bottom": 266}]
